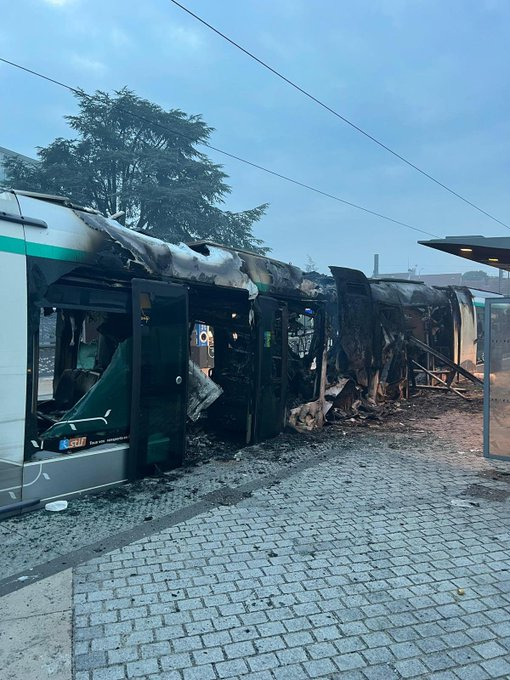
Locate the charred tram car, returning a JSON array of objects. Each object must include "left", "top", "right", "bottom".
[{"left": 0, "top": 191, "right": 478, "bottom": 513}]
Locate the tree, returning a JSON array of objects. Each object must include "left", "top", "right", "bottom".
[
  {"left": 4, "top": 88, "right": 269, "bottom": 253},
  {"left": 462, "top": 270, "right": 489, "bottom": 282},
  {"left": 304, "top": 255, "right": 317, "bottom": 273}
]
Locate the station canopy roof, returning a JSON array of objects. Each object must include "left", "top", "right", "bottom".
[{"left": 419, "top": 235, "right": 510, "bottom": 272}]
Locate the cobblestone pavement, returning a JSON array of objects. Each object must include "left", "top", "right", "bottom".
[
  {"left": 73, "top": 440, "right": 510, "bottom": 680},
  {"left": 0, "top": 432, "right": 334, "bottom": 579}
]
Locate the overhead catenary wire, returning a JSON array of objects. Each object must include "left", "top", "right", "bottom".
[
  {"left": 169, "top": 0, "right": 510, "bottom": 233},
  {"left": 0, "top": 56, "right": 438, "bottom": 238}
]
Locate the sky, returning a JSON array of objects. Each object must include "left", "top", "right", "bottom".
[{"left": 1, "top": 0, "right": 509, "bottom": 277}]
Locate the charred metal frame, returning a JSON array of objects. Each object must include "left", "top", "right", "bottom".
[{"left": 320, "top": 267, "right": 481, "bottom": 406}]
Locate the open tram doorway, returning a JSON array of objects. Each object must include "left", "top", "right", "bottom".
[
  {"left": 186, "top": 285, "right": 256, "bottom": 448},
  {"left": 22, "top": 273, "right": 189, "bottom": 505},
  {"left": 186, "top": 288, "right": 292, "bottom": 449}
]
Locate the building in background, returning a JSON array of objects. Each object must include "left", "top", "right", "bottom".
[
  {"left": 0, "top": 146, "right": 37, "bottom": 185},
  {"left": 379, "top": 266, "right": 510, "bottom": 295}
]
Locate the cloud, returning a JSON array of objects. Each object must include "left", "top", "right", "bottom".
[
  {"left": 70, "top": 54, "right": 107, "bottom": 74},
  {"left": 42, "top": 0, "right": 78, "bottom": 6},
  {"left": 375, "top": 0, "right": 427, "bottom": 23},
  {"left": 110, "top": 27, "right": 131, "bottom": 49},
  {"left": 167, "top": 25, "right": 203, "bottom": 51}
]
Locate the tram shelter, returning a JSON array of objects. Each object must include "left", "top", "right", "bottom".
[{"left": 421, "top": 235, "right": 510, "bottom": 461}]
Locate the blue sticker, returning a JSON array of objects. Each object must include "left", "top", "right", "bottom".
[
  {"left": 196, "top": 323, "right": 208, "bottom": 346},
  {"left": 59, "top": 439, "right": 70, "bottom": 451}
]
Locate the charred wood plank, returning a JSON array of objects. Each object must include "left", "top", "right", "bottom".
[
  {"left": 409, "top": 336, "right": 483, "bottom": 386},
  {"left": 411, "top": 359, "right": 470, "bottom": 400}
]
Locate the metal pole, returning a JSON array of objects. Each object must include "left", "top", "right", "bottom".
[{"left": 373, "top": 254, "right": 379, "bottom": 278}]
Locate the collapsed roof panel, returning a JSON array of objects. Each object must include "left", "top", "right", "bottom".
[
  {"left": 370, "top": 278, "right": 449, "bottom": 308},
  {"left": 7, "top": 190, "right": 321, "bottom": 301},
  {"left": 190, "top": 241, "right": 322, "bottom": 300},
  {"left": 74, "top": 212, "right": 260, "bottom": 298}
]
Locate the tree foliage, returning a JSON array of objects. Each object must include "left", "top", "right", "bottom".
[
  {"left": 462, "top": 270, "right": 489, "bottom": 281},
  {"left": 4, "top": 88, "right": 269, "bottom": 253},
  {"left": 303, "top": 254, "right": 318, "bottom": 273}
]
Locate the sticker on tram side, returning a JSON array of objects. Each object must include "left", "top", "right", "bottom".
[
  {"left": 88, "top": 434, "right": 129, "bottom": 447},
  {"left": 59, "top": 436, "right": 87, "bottom": 451}
]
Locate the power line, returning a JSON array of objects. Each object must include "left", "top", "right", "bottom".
[
  {"left": 0, "top": 56, "right": 438, "bottom": 238},
  {"left": 169, "top": 0, "right": 510, "bottom": 233}
]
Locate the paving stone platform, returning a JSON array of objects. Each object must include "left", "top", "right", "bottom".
[{"left": 72, "top": 441, "right": 510, "bottom": 679}]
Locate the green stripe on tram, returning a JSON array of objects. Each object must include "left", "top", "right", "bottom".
[
  {"left": 0, "top": 234, "right": 25, "bottom": 255},
  {"left": 26, "top": 241, "right": 91, "bottom": 262},
  {"left": 0, "top": 234, "right": 91, "bottom": 262}
]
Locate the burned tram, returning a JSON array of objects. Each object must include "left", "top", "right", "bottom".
[
  {"left": 0, "top": 190, "right": 325, "bottom": 513},
  {"left": 0, "top": 190, "right": 480, "bottom": 514}
]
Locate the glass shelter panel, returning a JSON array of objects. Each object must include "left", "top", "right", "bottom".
[{"left": 485, "top": 298, "right": 510, "bottom": 459}]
